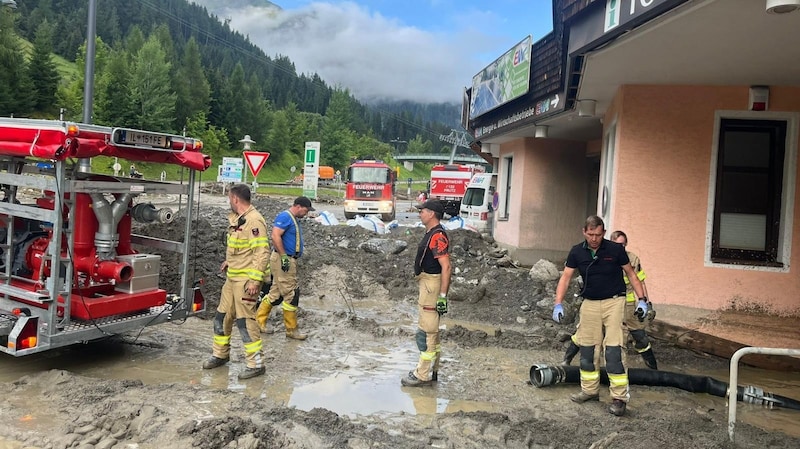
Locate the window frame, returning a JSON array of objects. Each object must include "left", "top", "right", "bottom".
[{"left": 705, "top": 111, "right": 798, "bottom": 272}]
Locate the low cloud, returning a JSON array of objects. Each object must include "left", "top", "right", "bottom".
[{"left": 193, "top": 1, "right": 514, "bottom": 104}]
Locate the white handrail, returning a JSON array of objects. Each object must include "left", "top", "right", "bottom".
[{"left": 728, "top": 346, "right": 800, "bottom": 442}]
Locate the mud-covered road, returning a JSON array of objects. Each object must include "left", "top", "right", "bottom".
[{"left": 0, "top": 193, "right": 798, "bottom": 449}]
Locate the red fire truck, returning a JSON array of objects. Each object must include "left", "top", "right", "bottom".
[
  {"left": 428, "top": 164, "right": 485, "bottom": 217},
  {"left": 0, "top": 118, "right": 210, "bottom": 356},
  {"left": 344, "top": 159, "right": 396, "bottom": 221}
]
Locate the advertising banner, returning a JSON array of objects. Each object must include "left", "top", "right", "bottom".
[{"left": 469, "top": 36, "right": 532, "bottom": 119}]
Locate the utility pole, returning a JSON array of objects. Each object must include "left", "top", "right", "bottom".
[{"left": 439, "top": 129, "right": 473, "bottom": 164}]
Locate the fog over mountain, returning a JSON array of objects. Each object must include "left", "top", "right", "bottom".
[{"left": 190, "top": 0, "right": 509, "bottom": 104}]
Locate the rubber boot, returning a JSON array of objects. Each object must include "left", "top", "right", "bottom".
[
  {"left": 256, "top": 301, "right": 272, "bottom": 333},
  {"left": 641, "top": 348, "right": 658, "bottom": 370},
  {"left": 284, "top": 310, "right": 307, "bottom": 340},
  {"left": 562, "top": 340, "right": 580, "bottom": 366}
]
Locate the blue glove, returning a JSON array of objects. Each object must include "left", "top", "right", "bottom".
[
  {"left": 281, "top": 254, "right": 291, "bottom": 272},
  {"left": 552, "top": 304, "right": 564, "bottom": 323},
  {"left": 436, "top": 294, "right": 448, "bottom": 315},
  {"left": 635, "top": 298, "right": 649, "bottom": 322}
]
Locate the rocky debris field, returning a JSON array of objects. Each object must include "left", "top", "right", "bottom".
[{"left": 0, "top": 194, "right": 798, "bottom": 449}]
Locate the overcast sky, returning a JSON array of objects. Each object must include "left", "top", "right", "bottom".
[{"left": 190, "top": 0, "right": 553, "bottom": 104}]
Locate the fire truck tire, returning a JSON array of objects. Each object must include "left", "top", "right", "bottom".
[
  {"left": 344, "top": 212, "right": 356, "bottom": 220},
  {"left": 381, "top": 209, "right": 395, "bottom": 222}
]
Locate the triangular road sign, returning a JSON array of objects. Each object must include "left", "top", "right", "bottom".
[{"left": 243, "top": 151, "right": 270, "bottom": 177}]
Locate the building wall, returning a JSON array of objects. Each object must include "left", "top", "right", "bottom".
[
  {"left": 494, "top": 137, "right": 588, "bottom": 263},
  {"left": 609, "top": 85, "right": 800, "bottom": 314}
]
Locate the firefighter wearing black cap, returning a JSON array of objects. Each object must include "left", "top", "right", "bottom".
[
  {"left": 402, "top": 199, "right": 451, "bottom": 387},
  {"left": 256, "top": 196, "right": 314, "bottom": 340},
  {"left": 203, "top": 184, "right": 270, "bottom": 380}
]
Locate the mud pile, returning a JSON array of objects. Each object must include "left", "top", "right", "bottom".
[{"left": 137, "top": 195, "right": 576, "bottom": 347}]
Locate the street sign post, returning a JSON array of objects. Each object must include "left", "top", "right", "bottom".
[
  {"left": 303, "top": 142, "right": 320, "bottom": 199},
  {"left": 243, "top": 151, "right": 270, "bottom": 178}
]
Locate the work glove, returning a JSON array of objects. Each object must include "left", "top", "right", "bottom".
[
  {"left": 436, "top": 294, "right": 448, "bottom": 316},
  {"left": 645, "top": 300, "right": 656, "bottom": 321},
  {"left": 634, "top": 298, "right": 649, "bottom": 322},
  {"left": 552, "top": 304, "right": 564, "bottom": 323},
  {"left": 281, "top": 254, "right": 291, "bottom": 272}
]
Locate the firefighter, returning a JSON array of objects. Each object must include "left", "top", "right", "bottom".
[
  {"left": 256, "top": 196, "right": 314, "bottom": 340},
  {"left": 203, "top": 184, "right": 270, "bottom": 379},
  {"left": 401, "top": 199, "right": 451, "bottom": 387},
  {"left": 552, "top": 216, "right": 648, "bottom": 417},
  {"left": 561, "top": 231, "right": 658, "bottom": 370}
]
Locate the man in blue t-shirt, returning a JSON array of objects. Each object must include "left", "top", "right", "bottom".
[
  {"left": 552, "top": 216, "right": 648, "bottom": 417},
  {"left": 256, "top": 196, "right": 314, "bottom": 340}
]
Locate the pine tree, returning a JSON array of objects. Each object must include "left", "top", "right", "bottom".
[
  {"left": 129, "top": 36, "right": 176, "bottom": 132},
  {"left": 174, "top": 37, "right": 210, "bottom": 129},
  {"left": 27, "top": 20, "right": 60, "bottom": 116}
]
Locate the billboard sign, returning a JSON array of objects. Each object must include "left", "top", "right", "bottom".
[{"left": 469, "top": 35, "right": 532, "bottom": 120}]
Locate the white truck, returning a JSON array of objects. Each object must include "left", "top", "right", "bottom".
[{"left": 0, "top": 118, "right": 209, "bottom": 355}]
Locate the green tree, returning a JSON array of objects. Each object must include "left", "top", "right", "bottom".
[
  {"left": 219, "top": 63, "right": 253, "bottom": 144},
  {"left": 265, "top": 109, "right": 291, "bottom": 161},
  {"left": 27, "top": 20, "right": 60, "bottom": 116},
  {"left": 322, "top": 89, "right": 355, "bottom": 169},
  {"left": 95, "top": 49, "right": 133, "bottom": 126},
  {"left": 185, "top": 111, "right": 230, "bottom": 162},
  {"left": 406, "top": 134, "right": 433, "bottom": 155},
  {"left": 0, "top": 8, "right": 34, "bottom": 116},
  {"left": 174, "top": 37, "right": 210, "bottom": 129},
  {"left": 129, "top": 36, "right": 176, "bottom": 131}
]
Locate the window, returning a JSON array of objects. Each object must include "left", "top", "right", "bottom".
[
  {"left": 711, "top": 119, "right": 786, "bottom": 265},
  {"left": 501, "top": 156, "right": 513, "bottom": 218}
]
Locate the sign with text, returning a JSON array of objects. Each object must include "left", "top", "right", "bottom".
[
  {"left": 243, "top": 151, "right": 270, "bottom": 177},
  {"left": 303, "top": 141, "right": 321, "bottom": 199},
  {"left": 604, "top": 0, "right": 670, "bottom": 33},
  {"left": 217, "top": 157, "right": 243, "bottom": 183},
  {"left": 469, "top": 35, "right": 532, "bottom": 119}
]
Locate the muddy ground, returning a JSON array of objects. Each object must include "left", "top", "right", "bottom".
[{"left": 0, "top": 193, "right": 798, "bottom": 449}]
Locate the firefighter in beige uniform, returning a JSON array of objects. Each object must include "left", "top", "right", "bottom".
[
  {"left": 561, "top": 231, "right": 658, "bottom": 370},
  {"left": 611, "top": 230, "right": 658, "bottom": 369},
  {"left": 552, "top": 216, "right": 648, "bottom": 417},
  {"left": 202, "top": 184, "right": 270, "bottom": 380},
  {"left": 256, "top": 196, "right": 314, "bottom": 340}
]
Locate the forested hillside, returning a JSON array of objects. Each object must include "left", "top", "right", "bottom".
[{"left": 0, "top": 0, "right": 461, "bottom": 174}]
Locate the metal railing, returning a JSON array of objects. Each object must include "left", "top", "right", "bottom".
[{"left": 728, "top": 346, "right": 800, "bottom": 442}]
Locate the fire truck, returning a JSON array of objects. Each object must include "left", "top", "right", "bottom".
[
  {"left": 0, "top": 118, "right": 210, "bottom": 356},
  {"left": 344, "top": 159, "right": 396, "bottom": 221},
  {"left": 428, "top": 163, "right": 485, "bottom": 217}
]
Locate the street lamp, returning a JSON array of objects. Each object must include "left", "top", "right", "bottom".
[{"left": 239, "top": 134, "right": 256, "bottom": 186}]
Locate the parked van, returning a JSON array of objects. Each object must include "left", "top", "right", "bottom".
[{"left": 459, "top": 173, "right": 497, "bottom": 232}]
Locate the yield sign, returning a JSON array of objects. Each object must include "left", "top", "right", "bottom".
[{"left": 243, "top": 151, "right": 270, "bottom": 177}]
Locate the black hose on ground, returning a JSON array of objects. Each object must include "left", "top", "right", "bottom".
[{"left": 529, "top": 364, "right": 800, "bottom": 411}]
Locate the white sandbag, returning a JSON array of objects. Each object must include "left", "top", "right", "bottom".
[
  {"left": 347, "top": 215, "right": 387, "bottom": 234},
  {"left": 314, "top": 210, "right": 339, "bottom": 226}
]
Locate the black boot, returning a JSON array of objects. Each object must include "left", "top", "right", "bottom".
[
  {"left": 641, "top": 348, "right": 658, "bottom": 370},
  {"left": 562, "top": 340, "right": 580, "bottom": 366}
]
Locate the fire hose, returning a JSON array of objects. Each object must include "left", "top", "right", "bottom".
[{"left": 529, "top": 364, "right": 800, "bottom": 411}]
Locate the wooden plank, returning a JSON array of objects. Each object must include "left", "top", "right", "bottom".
[{"left": 649, "top": 320, "right": 800, "bottom": 372}]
